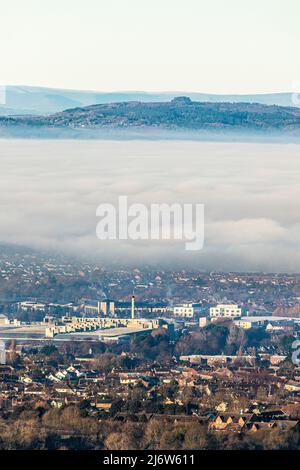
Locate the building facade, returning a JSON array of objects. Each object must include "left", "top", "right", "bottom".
[
  {"left": 210, "top": 304, "right": 242, "bottom": 319},
  {"left": 173, "top": 303, "right": 199, "bottom": 318}
]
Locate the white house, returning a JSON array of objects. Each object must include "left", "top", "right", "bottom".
[
  {"left": 0, "top": 314, "right": 9, "bottom": 325},
  {"left": 210, "top": 304, "right": 242, "bottom": 319},
  {"left": 173, "top": 303, "right": 198, "bottom": 318}
]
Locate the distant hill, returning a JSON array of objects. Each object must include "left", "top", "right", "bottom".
[
  {"left": 0, "top": 97, "right": 300, "bottom": 138},
  {"left": 0, "top": 85, "right": 299, "bottom": 116}
]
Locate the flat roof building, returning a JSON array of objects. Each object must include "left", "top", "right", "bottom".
[
  {"left": 173, "top": 303, "right": 201, "bottom": 318},
  {"left": 210, "top": 304, "right": 242, "bottom": 319}
]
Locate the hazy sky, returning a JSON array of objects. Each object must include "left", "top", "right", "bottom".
[
  {"left": 1, "top": 140, "right": 300, "bottom": 272},
  {"left": 1, "top": 0, "right": 300, "bottom": 93}
]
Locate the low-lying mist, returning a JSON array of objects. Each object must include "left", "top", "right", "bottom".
[{"left": 0, "top": 139, "right": 299, "bottom": 272}]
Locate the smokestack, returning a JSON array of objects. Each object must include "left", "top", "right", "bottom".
[{"left": 131, "top": 295, "right": 135, "bottom": 320}]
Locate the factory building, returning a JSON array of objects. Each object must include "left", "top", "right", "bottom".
[{"left": 84, "top": 299, "right": 115, "bottom": 316}]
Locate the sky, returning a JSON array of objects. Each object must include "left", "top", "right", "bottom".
[
  {"left": 1, "top": 140, "right": 300, "bottom": 273},
  {"left": 1, "top": 0, "right": 300, "bottom": 93}
]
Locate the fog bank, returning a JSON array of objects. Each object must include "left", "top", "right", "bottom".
[{"left": 0, "top": 139, "right": 299, "bottom": 272}]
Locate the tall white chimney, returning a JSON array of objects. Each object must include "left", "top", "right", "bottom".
[{"left": 131, "top": 295, "right": 135, "bottom": 320}]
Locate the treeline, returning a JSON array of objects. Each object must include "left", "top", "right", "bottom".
[
  {"left": 20, "top": 324, "right": 295, "bottom": 368},
  {"left": 0, "top": 404, "right": 299, "bottom": 450},
  {"left": 175, "top": 322, "right": 270, "bottom": 356}
]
